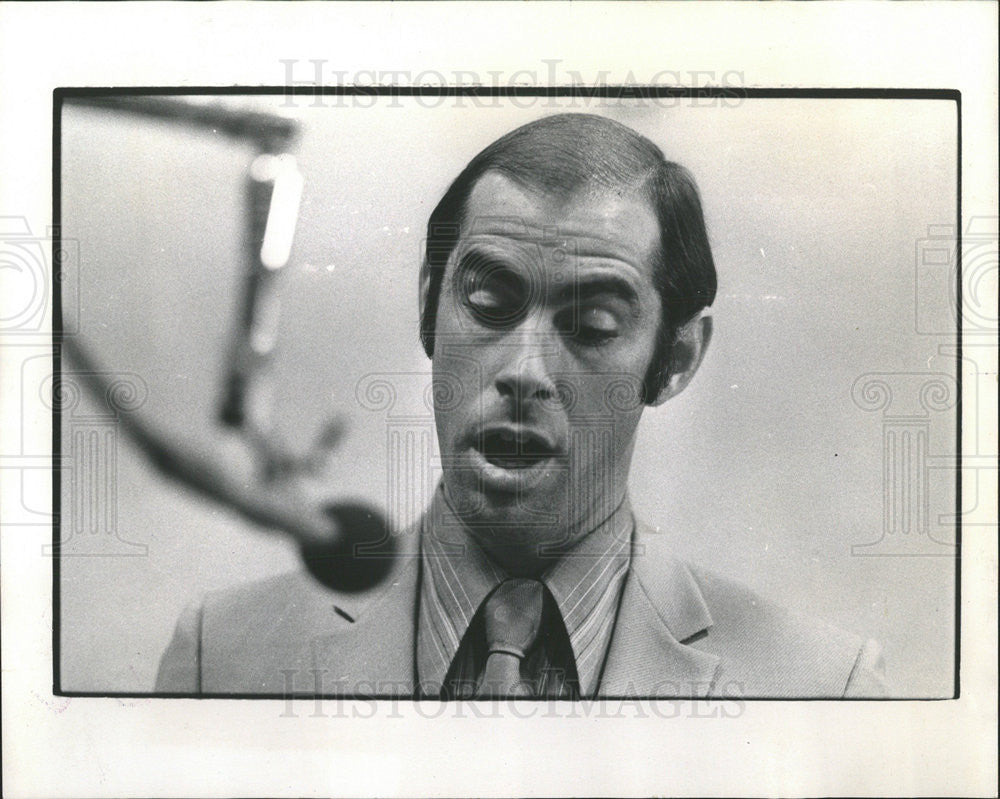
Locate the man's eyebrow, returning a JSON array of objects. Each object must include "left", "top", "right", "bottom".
[
  {"left": 452, "top": 246, "right": 644, "bottom": 310},
  {"left": 454, "top": 247, "right": 510, "bottom": 275},
  {"left": 550, "top": 275, "right": 641, "bottom": 311}
]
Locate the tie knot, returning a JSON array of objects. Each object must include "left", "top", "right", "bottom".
[{"left": 483, "top": 578, "right": 544, "bottom": 659}]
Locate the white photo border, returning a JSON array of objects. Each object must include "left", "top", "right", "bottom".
[{"left": 1, "top": 3, "right": 996, "bottom": 797}]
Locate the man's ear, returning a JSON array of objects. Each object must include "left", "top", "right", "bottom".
[
  {"left": 649, "top": 313, "right": 713, "bottom": 407},
  {"left": 418, "top": 261, "right": 432, "bottom": 325},
  {"left": 418, "top": 261, "right": 434, "bottom": 357}
]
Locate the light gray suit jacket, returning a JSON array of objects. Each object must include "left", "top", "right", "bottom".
[{"left": 156, "top": 522, "right": 887, "bottom": 698}]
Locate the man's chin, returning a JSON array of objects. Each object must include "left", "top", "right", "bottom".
[
  {"left": 444, "top": 474, "right": 570, "bottom": 531},
  {"left": 461, "top": 508, "right": 583, "bottom": 574},
  {"left": 443, "top": 479, "right": 600, "bottom": 571}
]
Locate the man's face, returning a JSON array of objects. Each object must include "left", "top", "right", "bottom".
[{"left": 430, "top": 172, "right": 663, "bottom": 572}]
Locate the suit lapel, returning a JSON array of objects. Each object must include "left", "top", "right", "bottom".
[
  {"left": 600, "top": 536, "right": 720, "bottom": 697},
  {"left": 284, "top": 520, "right": 720, "bottom": 698},
  {"left": 308, "top": 555, "right": 421, "bottom": 695}
]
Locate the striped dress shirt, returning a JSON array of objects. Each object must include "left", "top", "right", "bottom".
[{"left": 416, "top": 485, "right": 634, "bottom": 698}]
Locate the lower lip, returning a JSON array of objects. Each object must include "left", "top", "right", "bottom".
[{"left": 467, "top": 446, "right": 559, "bottom": 494}]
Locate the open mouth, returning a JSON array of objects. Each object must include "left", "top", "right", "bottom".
[{"left": 478, "top": 429, "right": 557, "bottom": 470}]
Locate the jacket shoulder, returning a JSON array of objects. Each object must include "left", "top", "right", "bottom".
[
  {"left": 157, "top": 552, "right": 421, "bottom": 695},
  {"left": 685, "top": 563, "right": 885, "bottom": 697},
  {"left": 200, "top": 570, "right": 344, "bottom": 634},
  {"left": 156, "top": 570, "right": 361, "bottom": 694}
]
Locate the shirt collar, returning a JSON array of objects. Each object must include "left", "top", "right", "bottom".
[
  {"left": 417, "top": 484, "right": 634, "bottom": 696},
  {"left": 543, "top": 496, "right": 633, "bottom": 694}
]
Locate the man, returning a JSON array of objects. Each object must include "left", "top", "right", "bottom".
[{"left": 157, "top": 113, "right": 886, "bottom": 698}]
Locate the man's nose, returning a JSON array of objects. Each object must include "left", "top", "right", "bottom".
[{"left": 493, "top": 327, "right": 561, "bottom": 406}]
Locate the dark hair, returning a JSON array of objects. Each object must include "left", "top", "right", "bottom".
[{"left": 420, "top": 113, "right": 717, "bottom": 402}]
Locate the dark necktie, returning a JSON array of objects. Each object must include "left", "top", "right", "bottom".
[
  {"left": 440, "top": 579, "right": 580, "bottom": 699},
  {"left": 475, "top": 578, "right": 543, "bottom": 698}
]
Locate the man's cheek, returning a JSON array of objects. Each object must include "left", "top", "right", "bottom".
[{"left": 435, "top": 406, "right": 461, "bottom": 452}]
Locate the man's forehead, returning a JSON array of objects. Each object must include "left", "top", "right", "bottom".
[{"left": 459, "top": 172, "right": 661, "bottom": 271}]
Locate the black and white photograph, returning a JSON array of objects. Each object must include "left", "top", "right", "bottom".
[
  {"left": 56, "top": 89, "right": 962, "bottom": 701},
  {"left": 1, "top": 3, "right": 996, "bottom": 797}
]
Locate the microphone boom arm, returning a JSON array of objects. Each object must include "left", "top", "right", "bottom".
[{"left": 58, "top": 97, "right": 395, "bottom": 589}]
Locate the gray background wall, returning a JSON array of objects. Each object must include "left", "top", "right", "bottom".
[{"left": 59, "top": 95, "right": 958, "bottom": 696}]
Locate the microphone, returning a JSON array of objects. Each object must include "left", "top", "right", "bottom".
[
  {"left": 300, "top": 502, "right": 398, "bottom": 593},
  {"left": 219, "top": 153, "right": 304, "bottom": 428},
  {"left": 212, "top": 153, "right": 399, "bottom": 593}
]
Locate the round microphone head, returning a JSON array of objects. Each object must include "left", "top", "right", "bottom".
[{"left": 299, "top": 502, "right": 396, "bottom": 593}]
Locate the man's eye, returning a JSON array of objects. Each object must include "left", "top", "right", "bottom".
[
  {"left": 561, "top": 307, "right": 621, "bottom": 345},
  {"left": 466, "top": 288, "right": 503, "bottom": 310},
  {"left": 462, "top": 264, "right": 526, "bottom": 327},
  {"left": 465, "top": 289, "right": 516, "bottom": 327}
]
